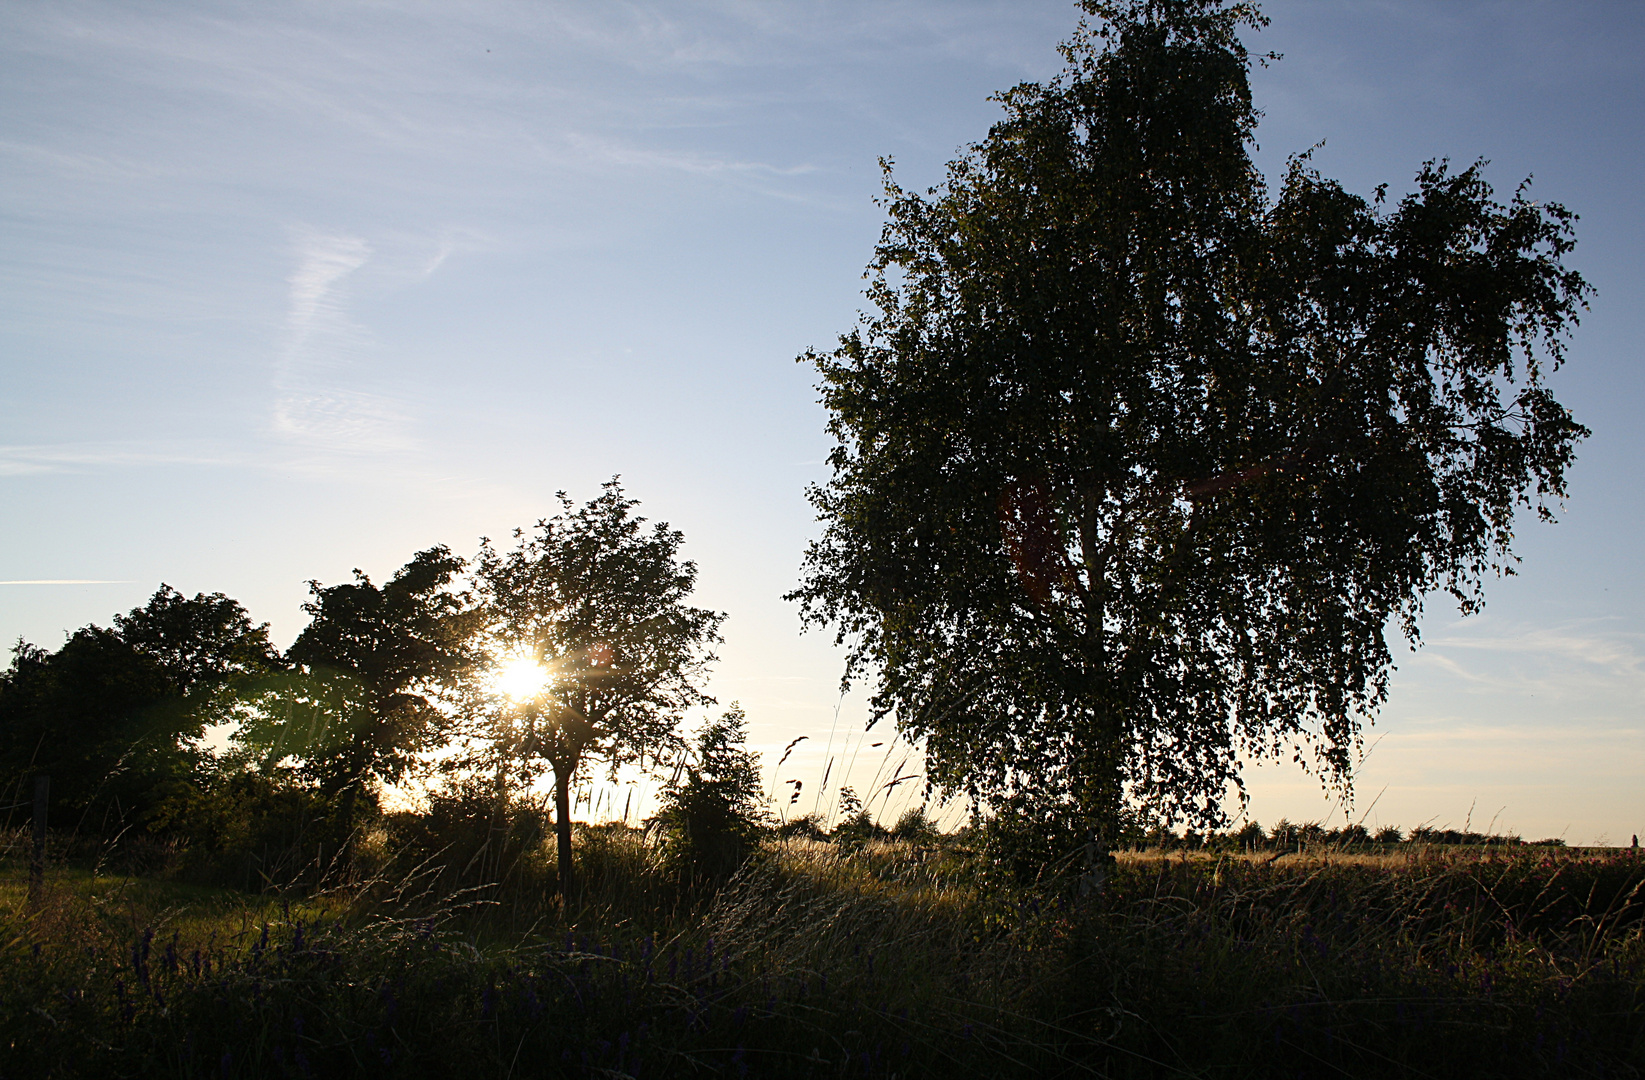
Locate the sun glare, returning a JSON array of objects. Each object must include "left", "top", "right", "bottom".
[{"left": 492, "top": 656, "right": 551, "bottom": 701}]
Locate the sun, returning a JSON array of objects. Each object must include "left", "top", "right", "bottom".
[{"left": 491, "top": 655, "right": 551, "bottom": 701}]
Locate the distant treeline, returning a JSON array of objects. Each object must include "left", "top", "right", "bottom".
[{"left": 1145, "top": 820, "right": 1568, "bottom": 851}]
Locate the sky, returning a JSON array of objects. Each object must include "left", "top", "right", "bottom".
[{"left": 2, "top": 0, "right": 1641, "bottom": 843}]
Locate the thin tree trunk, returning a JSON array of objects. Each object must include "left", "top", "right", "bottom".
[
  {"left": 554, "top": 766, "right": 574, "bottom": 906},
  {"left": 29, "top": 774, "right": 48, "bottom": 908}
]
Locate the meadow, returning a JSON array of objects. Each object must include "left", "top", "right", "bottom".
[{"left": 3, "top": 824, "right": 1642, "bottom": 1079}]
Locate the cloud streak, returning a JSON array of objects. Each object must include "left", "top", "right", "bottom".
[
  {"left": 270, "top": 229, "right": 420, "bottom": 459},
  {"left": 0, "top": 441, "right": 254, "bottom": 476},
  {"left": 279, "top": 229, "right": 371, "bottom": 376},
  {"left": 1401, "top": 617, "right": 1645, "bottom": 705},
  {"left": 1430, "top": 621, "right": 1645, "bottom": 677}
]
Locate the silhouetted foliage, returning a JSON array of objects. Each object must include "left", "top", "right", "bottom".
[
  {"left": 652, "top": 706, "right": 768, "bottom": 885},
  {"left": 981, "top": 794, "right": 1144, "bottom": 885},
  {"left": 791, "top": 0, "right": 1589, "bottom": 864},
  {"left": 774, "top": 812, "right": 828, "bottom": 841},
  {"left": 386, "top": 775, "right": 549, "bottom": 893},
  {"left": 829, "top": 786, "right": 887, "bottom": 850},
  {"left": 113, "top": 584, "right": 283, "bottom": 697},
  {"left": 243, "top": 547, "right": 477, "bottom": 827},
  {"left": 1409, "top": 824, "right": 1524, "bottom": 846},
  {"left": 147, "top": 765, "right": 343, "bottom": 887},
  {"left": 891, "top": 805, "right": 941, "bottom": 843},
  {"left": 0, "top": 587, "right": 280, "bottom": 837},
  {"left": 0, "top": 631, "right": 176, "bottom": 832}
]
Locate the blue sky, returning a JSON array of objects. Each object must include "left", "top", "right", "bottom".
[{"left": 2, "top": 0, "right": 1640, "bottom": 842}]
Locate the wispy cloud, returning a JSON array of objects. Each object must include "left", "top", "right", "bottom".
[
  {"left": 1405, "top": 617, "right": 1645, "bottom": 702},
  {"left": 556, "top": 131, "right": 837, "bottom": 207},
  {"left": 279, "top": 229, "right": 371, "bottom": 376},
  {"left": 1430, "top": 621, "right": 1645, "bottom": 677},
  {"left": 566, "top": 132, "right": 817, "bottom": 178},
  {"left": 271, "top": 389, "right": 416, "bottom": 455},
  {"left": 0, "top": 137, "right": 168, "bottom": 182},
  {"left": 0, "top": 441, "right": 252, "bottom": 476},
  {"left": 271, "top": 229, "right": 418, "bottom": 458}
]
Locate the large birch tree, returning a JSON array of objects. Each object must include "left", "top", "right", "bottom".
[{"left": 790, "top": 0, "right": 1589, "bottom": 860}]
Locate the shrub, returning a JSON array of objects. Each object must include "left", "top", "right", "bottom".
[
  {"left": 978, "top": 796, "right": 1090, "bottom": 885},
  {"left": 891, "top": 805, "right": 940, "bottom": 843},
  {"left": 774, "top": 812, "right": 827, "bottom": 841},
  {"left": 1333, "top": 823, "right": 1370, "bottom": 846},
  {"left": 386, "top": 775, "right": 548, "bottom": 892},
  {"left": 148, "top": 766, "right": 351, "bottom": 889},
  {"left": 652, "top": 706, "right": 769, "bottom": 885},
  {"left": 824, "top": 787, "right": 881, "bottom": 850}
]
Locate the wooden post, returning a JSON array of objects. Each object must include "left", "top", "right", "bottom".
[{"left": 29, "top": 774, "right": 48, "bottom": 907}]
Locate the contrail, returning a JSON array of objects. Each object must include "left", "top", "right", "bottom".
[{"left": 0, "top": 580, "right": 134, "bottom": 585}]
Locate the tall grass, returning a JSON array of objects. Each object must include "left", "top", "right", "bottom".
[{"left": 3, "top": 832, "right": 1642, "bottom": 1077}]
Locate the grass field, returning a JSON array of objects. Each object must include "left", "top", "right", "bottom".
[{"left": 3, "top": 832, "right": 1642, "bottom": 1078}]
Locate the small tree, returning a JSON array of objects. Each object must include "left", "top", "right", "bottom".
[
  {"left": 830, "top": 785, "right": 884, "bottom": 848},
  {"left": 891, "top": 805, "right": 940, "bottom": 843},
  {"left": 653, "top": 705, "right": 769, "bottom": 885},
  {"left": 475, "top": 480, "right": 724, "bottom": 903}
]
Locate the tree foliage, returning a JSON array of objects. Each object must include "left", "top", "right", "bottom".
[
  {"left": 245, "top": 546, "right": 476, "bottom": 809},
  {"left": 0, "top": 587, "right": 280, "bottom": 832},
  {"left": 790, "top": 0, "right": 1589, "bottom": 841},
  {"left": 113, "top": 585, "right": 282, "bottom": 698},
  {"left": 653, "top": 705, "right": 768, "bottom": 884},
  {"left": 475, "top": 479, "right": 724, "bottom": 898}
]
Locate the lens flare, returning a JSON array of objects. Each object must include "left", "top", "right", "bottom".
[{"left": 492, "top": 656, "right": 551, "bottom": 701}]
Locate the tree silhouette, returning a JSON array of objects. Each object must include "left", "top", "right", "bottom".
[
  {"left": 476, "top": 480, "right": 724, "bottom": 903},
  {"left": 0, "top": 587, "right": 281, "bottom": 833},
  {"left": 114, "top": 585, "right": 282, "bottom": 697},
  {"left": 791, "top": 0, "right": 1589, "bottom": 862},
  {"left": 249, "top": 547, "right": 477, "bottom": 827},
  {"left": 653, "top": 705, "right": 768, "bottom": 885}
]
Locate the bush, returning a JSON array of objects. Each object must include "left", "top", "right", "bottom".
[
  {"left": 386, "top": 776, "right": 548, "bottom": 892},
  {"left": 890, "top": 805, "right": 940, "bottom": 843},
  {"left": 150, "top": 767, "right": 352, "bottom": 889},
  {"left": 774, "top": 812, "right": 827, "bottom": 841},
  {"left": 652, "top": 706, "right": 769, "bottom": 885},
  {"left": 978, "top": 795, "right": 1092, "bottom": 885}
]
